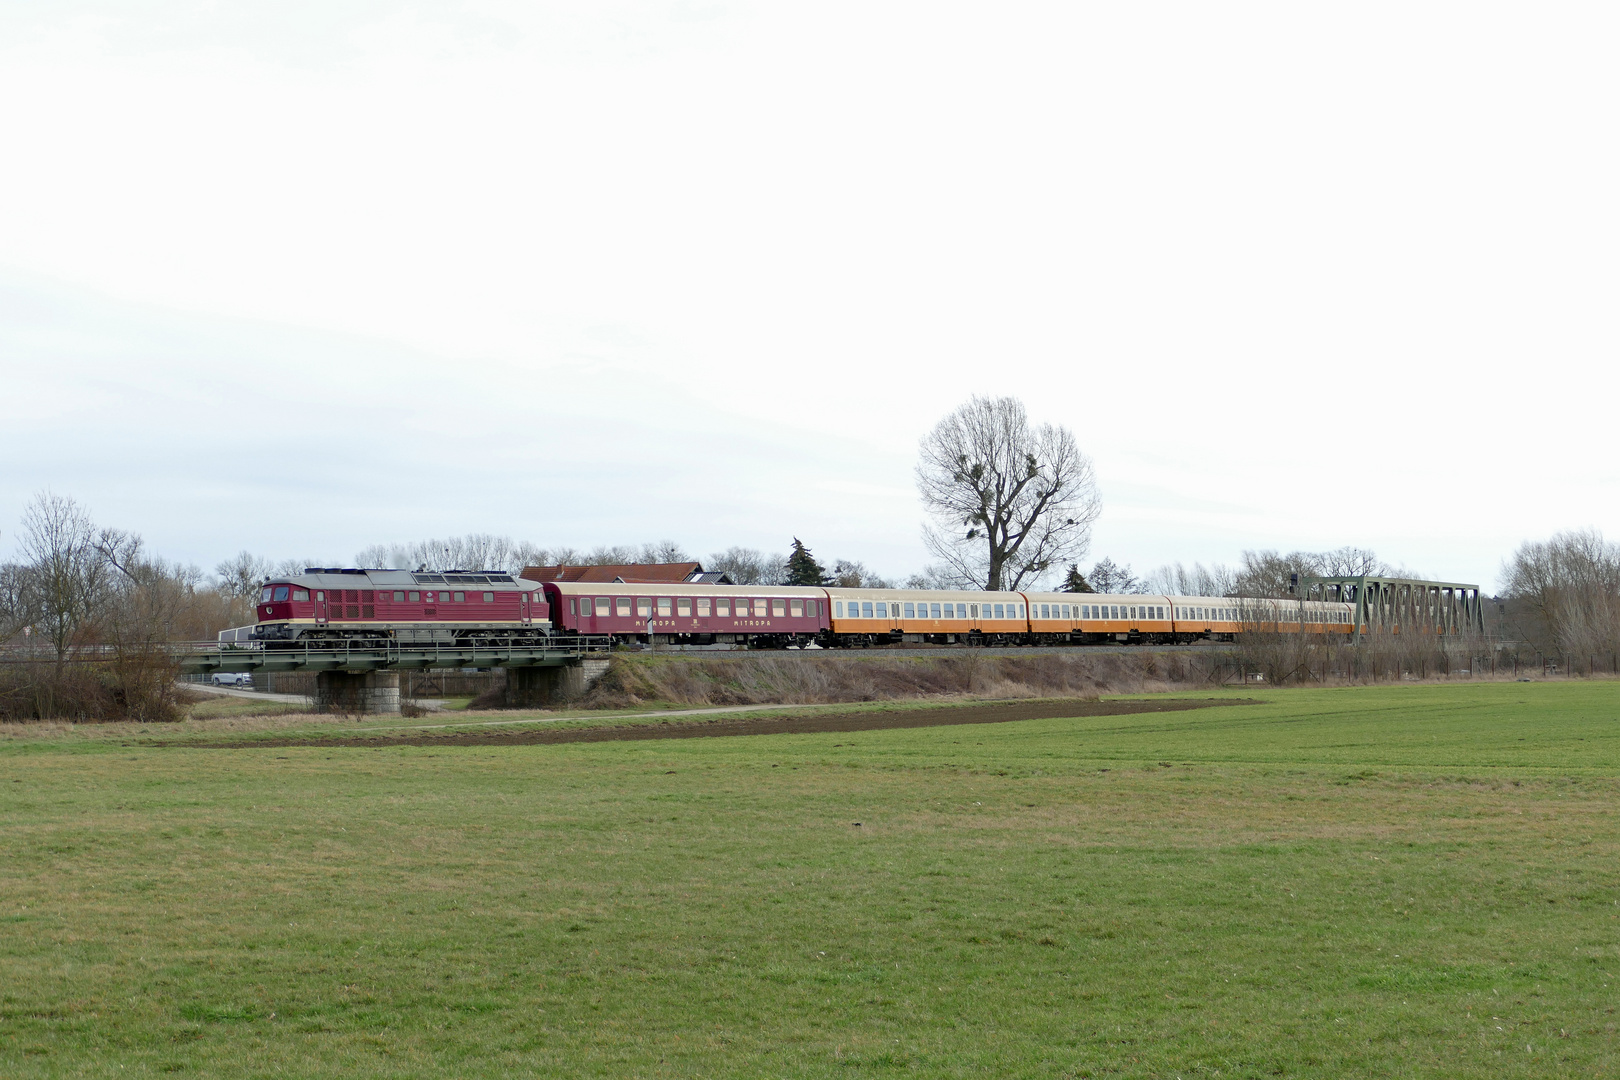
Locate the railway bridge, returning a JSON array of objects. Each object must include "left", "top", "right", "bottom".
[{"left": 175, "top": 639, "right": 613, "bottom": 713}]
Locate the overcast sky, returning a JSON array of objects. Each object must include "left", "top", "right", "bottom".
[{"left": 2, "top": 2, "right": 1615, "bottom": 590}]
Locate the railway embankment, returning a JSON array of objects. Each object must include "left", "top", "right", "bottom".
[{"left": 576, "top": 648, "right": 1217, "bottom": 709}]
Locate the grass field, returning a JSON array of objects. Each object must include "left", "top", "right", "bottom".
[{"left": 3, "top": 680, "right": 1619, "bottom": 1077}]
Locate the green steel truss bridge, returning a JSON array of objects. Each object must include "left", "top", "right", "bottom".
[{"left": 1299, "top": 576, "right": 1485, "bottom": 636}]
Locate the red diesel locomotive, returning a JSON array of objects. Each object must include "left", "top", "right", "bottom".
[{"left": 252, "top": 568, "right": 549, "bottom": 644}]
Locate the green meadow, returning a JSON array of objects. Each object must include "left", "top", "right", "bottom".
[{"left": 3, "top": 680, "right": 1619, "bottom": 1077}]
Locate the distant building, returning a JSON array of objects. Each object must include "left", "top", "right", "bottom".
[{"left": 519, "top": 562, "right": 733, "bottom": 585}]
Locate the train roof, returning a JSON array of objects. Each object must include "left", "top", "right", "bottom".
[
  {"left": 542, "top": 580, "right": 824, "bottom": 597},
  {"left": 271, "top": 568, "right": 540, "bottom": 590},
  {"left": 1023, "top": 591, "right": 1172, "bottom": 604},
  {"left": 824, "top": 586, "right": 1027, "bottom": 602}
]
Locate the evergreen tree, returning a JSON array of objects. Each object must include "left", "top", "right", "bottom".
[
  {"left": 782, "top": 538, "right": 831, "bottom": 586},
  {"left": 1062, "top": 563, "right": 1094, "bottom": 593}
]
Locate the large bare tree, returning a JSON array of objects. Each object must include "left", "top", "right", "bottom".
[
  {"left": 17, "top": 492, "right": 112, "bottom": 662},
  {"left": 915, "top": 396, "right": 1100, "bottom": 591}
]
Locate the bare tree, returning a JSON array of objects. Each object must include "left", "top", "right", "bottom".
[
  {"left": 356, "top": 535, "right": 552, "bottom": 574},
  {"left": 638, "top": 540, "right": 691, "bottom": 564},
  {"left": 905, "top": 563, "right": 973, "bottom": 590},
  {"left": 17, "top": 492, "right": 111, "bottom": 662},
  {"left": 916, "top": 396, "right": 1100, "bottom": 591},
  {"left": 830, "top": 559, "right": 892, "bottom": 589},
  {"left": 1503, "top": 529, "right": 1620, "bottom": 659},
  {"left": 1143, "top": 561, "right": 1237, "bottom": 598},
  {"left": 707, "top": 547, "right": 777, "bottom": 586},
  {"left": 214, "top": 551, "right": 272, "bottom": 603},
  {"left": 0, "top": 557, "right": 39, "bottom": 642},
  {"left": 1318, "top": 547, "right": 1388, "bottom": 578}
]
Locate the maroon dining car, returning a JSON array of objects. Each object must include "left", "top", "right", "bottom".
[{"left": 542, "top": 581, "right": 827, "bottom": 647}]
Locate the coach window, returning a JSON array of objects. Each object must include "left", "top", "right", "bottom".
[
  {"left": 716, "top": 599, "right": 730, "bottom": 616},
  {"left": 773, "top": 599, "right": 786, "bottom": 617},
  {"left": 990, "top": 603, "right": 1001, "bottom": 619},
  {"left": 409, "top": 591, "right": 421, "bottom": 602},
  {"left": 754, "top": 599, "right": 768, "bottom": 617},
  {"left": 590, "top": 598, "right": 608, "bottom": 616},
  {"left": 394, "top": 591, "right": 405, "bottom": 602},
  {"left": 789, "top": 599, "right": 803, "bottom": 617},
  {"left": 617, "top": 598, "right": 632, "bottom": 616},
  {"left": 834, "top": 601, "right": 843, "bottom": 617},
  {"left": 657, "top": 597, "right": 672, "bottom": 616},
  {"left": 636, "top": 598, "right": 652, "bottom": 617},
  {"left": 851, "top": 601, "right": 865, "bottom": 618},
  {"left": 875, "top": 602, "right": 886, "bottom": 618},
  {"left": 677, "top": 598, "right": 692, "bottom": 617},
  {"left": 807, "top": 600, "right": 818, "bottom": 616},
  {"left": 903, "top": 602, "right": 915, "bottom": 618},
  {"left": 697, "top": 598, "right": 711, "bottom": 616}
]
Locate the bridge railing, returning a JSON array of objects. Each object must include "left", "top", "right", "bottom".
[
  {"left": 0, "top": 637, "right": 615, "bottom": 673},
  {"left": 173, "top": 636, "right": 617, "bottom": 673}
]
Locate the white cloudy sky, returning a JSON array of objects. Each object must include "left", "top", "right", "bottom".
[{"left": 1, "top": 2, "right": 1615, "bottom": 590}]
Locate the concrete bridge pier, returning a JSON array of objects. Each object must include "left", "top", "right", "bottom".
[
  {"left": 314, "top": 671, "right": 401, "bottom": 714},
  {"left": 505, "top": 664, "right": 586, "bottom": 707}
]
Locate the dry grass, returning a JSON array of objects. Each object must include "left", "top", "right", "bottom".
[{"left": 582, "top": 649, "right": 1213, "bottom": 708}]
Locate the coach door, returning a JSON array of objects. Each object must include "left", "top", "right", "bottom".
[{"left": 315, "top": 590, "right": 328, "bottom": 625}]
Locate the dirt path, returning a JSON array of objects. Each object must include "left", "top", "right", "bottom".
[{"left": 183, "top": 697, "right": 1258, "bottom": 749}]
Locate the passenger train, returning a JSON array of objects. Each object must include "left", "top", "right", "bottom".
[{"left": 243, "top": 568, "right": 1356, "bottom": 647}]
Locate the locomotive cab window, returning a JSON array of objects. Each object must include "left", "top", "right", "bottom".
[
  {"left": 409, "top": 591, "right": 420, "bottom": 602},
  {"left": 273, "top": 586, "right": 289, "bottom": 602},
  {"left": 260, "top": 587, "right": 273, "bottom": 602},
  {"left": 293, "top": 589, "right": 309, "bottom": 602}
]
